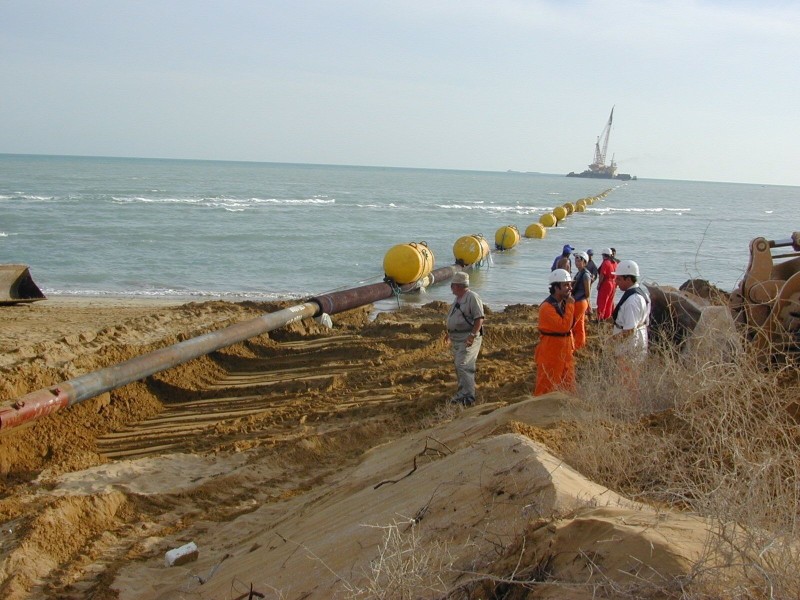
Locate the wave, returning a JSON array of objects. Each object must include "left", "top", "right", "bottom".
[
  {"left": 354, "top": 203, "right": 399, "bottom": 208},
  {"left": 0, "top": 193, "right": 57, "bottom": 202},
  {"left": 589, "top": 207, "right": 691, "bottom": 214},
  {"left": 436, "top": 203, "right": 550, "bottom": 214},
  {"left": 110, "top": 195, "right": 336, "bottom": 208}
]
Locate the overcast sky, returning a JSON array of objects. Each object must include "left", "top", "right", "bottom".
[{"left": 2, "top": 1, "right": 799, "bottom": 185}]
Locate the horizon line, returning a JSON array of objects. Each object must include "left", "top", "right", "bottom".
[{"left": 1, "top": 152, "right": 796, "bottom": 188}]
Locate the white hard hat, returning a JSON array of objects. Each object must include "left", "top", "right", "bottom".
[
  {"left": 574, "top": 251, "right": 588, "bottom": 262},
  {"left": 601, "top": 247, "right": 613, "bottom": 256},
  {"left": 548, "top": 268, "right": 572, "bottom": 284},
  {"left": 451, "top": 271, "right": 469, "bottom": 286},
  {"left": 616, "top": 259, "right": 640, "bottom": 277}
]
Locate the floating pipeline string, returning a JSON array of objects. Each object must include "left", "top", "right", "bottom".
[
  {"left": 317, "top": 191, "right": 608, "bottom": 309},
  {"left": 313, "top": 190, "right": 607, "bottom": 305}
]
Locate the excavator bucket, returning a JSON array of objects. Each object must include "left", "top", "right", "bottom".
[
  {"left": 0, "top": 265, "right": 46, "bottom": 305},
  {"left": 731, "top": 232, "right": 800, "bottom": 353}
]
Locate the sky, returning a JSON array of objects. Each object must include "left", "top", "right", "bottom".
[{"left": 2, "top": 1, "right": 799, "bottom": 186}]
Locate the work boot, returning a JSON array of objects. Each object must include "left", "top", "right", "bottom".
[{"left": 449, "top": 395, "right": 475, "bottom": 407}]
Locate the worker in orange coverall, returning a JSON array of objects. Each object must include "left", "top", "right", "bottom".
[
  {"left": 534, "top": 269, "right": 576, "bottom": 396},
  {"left": 571, "top": 251, "right": 593, "bottom": 350}
]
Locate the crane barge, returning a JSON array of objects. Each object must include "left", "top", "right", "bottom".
[{"left": 567, "top": 107, "right": 635, "bottom": 180}]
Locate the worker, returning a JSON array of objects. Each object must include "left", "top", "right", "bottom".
[
  {"left": 534, "top": 269, "right": 576, "bottom": 396},
  {"left": 596, "top": 248, "right": 617, "bottom": 321},
  {"left": 612, "top": 260, "right": 650, "bottom": 361},
  {"left": 551, "top": 244, "right": 574, "bottom": 272},
  {"left": 585, "top": 249, "right": 599, "bottom": 282},
  {"left": 445, "top": 271, "right": 485, "bottom": 406},
  {"left": 612, "top": 260, "right": 651, "bottom": 397},
  {"left": 572, "top": 251, "right": 593, "bottom": 350}
]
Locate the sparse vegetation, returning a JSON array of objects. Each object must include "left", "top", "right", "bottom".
[{"left": 558, "top": 322, "right": 800, "bottom": 598}]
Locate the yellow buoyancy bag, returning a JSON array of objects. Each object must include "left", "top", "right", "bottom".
[{"left": 383, "top": 242, "right": 435, "bottom": 284}]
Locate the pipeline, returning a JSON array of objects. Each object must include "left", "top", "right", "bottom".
[
  {"left": 314, "top": 265, "right": 460, "bottom": 315},
  {"left": 0, "top": 265, "right": 462, "bottom": 432}
]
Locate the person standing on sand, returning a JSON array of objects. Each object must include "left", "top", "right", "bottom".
[
  {"left": 585, "top": 249, "right": 599, "bottom": 309},
  {"left": 534, "top": 269, "right": 576, "bottom": 396},
  {"left": 612, "top": 260, "right": 650, "bottom": 361},
  {"left": 551, "top": 244, "right": 574, "bottom": 272},
  {"left": 596, "top": 248, "right": 617, "bottom": 321},
  {"left": 612, "top": 260, "right": 650, "bottom": 395},
  {"left": 445, "top": 271, "right": 485, "bottom": 407},
  {"left": 585, "top": 249, "right": 599, "bottom": 282},
  {"left": 571, "top": 252, "right": 592, "bottom": 350}
]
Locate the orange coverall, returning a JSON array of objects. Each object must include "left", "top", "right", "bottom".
[
  {"left": 534, "top": 298, "right": 576, "bottom": 396},
  {"left": 572, "top": 298, "right": 589, "bottom": 350}
]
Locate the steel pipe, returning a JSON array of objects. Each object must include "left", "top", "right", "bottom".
[
  {"left": 0, "top": 265, "right": 464, "bottom": 431},
  {"left": 0, "top": 302, "right": 318, "bottom": 431},
  {"left": 312, "top": 265, "right": 460, "bottom": 315}
]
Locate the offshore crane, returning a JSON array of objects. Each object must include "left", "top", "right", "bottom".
[
  {"left": 567, "top": 106, "right": 633, "bottom": 180},
  {"left": 591, "top": 107, "right": 616, "bottom": 175}
]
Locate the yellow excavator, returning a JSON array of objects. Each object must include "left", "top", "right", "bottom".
[{"left": 730, "top": 232, "right": 800, "bottom": 354}]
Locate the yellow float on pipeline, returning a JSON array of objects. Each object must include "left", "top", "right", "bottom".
[
  {"left": 453, "top": 234, "right": 491, "bottom": 266},
  {"left": 383, "top": 241, "right": 435, "bottom": 285},
  {"left": 494, "top": 225, "right": 520, "bottom": 250},
  {"left": 553, "top": 205, "right": 568, "bottom": 222},
  {"left": 539, "top": 213, "right": 557, "bottom": 228},
  {"left": 563, "top": 202, "right": 575, "bottom": 215},
  {"left": 524, "top": 223, "right": 546, "bottom": 239}
]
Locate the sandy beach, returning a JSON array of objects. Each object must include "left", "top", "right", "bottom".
[{"left": 0, "top": 295, "right": 796, "bottom": 599}]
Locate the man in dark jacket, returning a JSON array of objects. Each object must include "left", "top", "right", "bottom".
[{"left": 585, "top": 249, "right": 599, "bottom": 282}]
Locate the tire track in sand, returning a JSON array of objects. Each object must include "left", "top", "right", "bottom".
[{"left": 94, "top": 330, "right": 438, "bottom": 459}]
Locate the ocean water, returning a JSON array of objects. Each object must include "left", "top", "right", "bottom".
[{"left": 1, "top": 154, "right": 796, "bottom": 311}]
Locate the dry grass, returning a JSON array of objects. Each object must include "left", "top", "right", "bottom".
[
  {"left": 565, "top": 321, "right": 800, "bottom": 598},
  {"left": 342, "top": 521, "right": 455, "bottom": 600}
]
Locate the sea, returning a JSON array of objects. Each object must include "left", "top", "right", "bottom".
[{"left": 1, "top": 154, "right": 796, "bottom": 312}]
